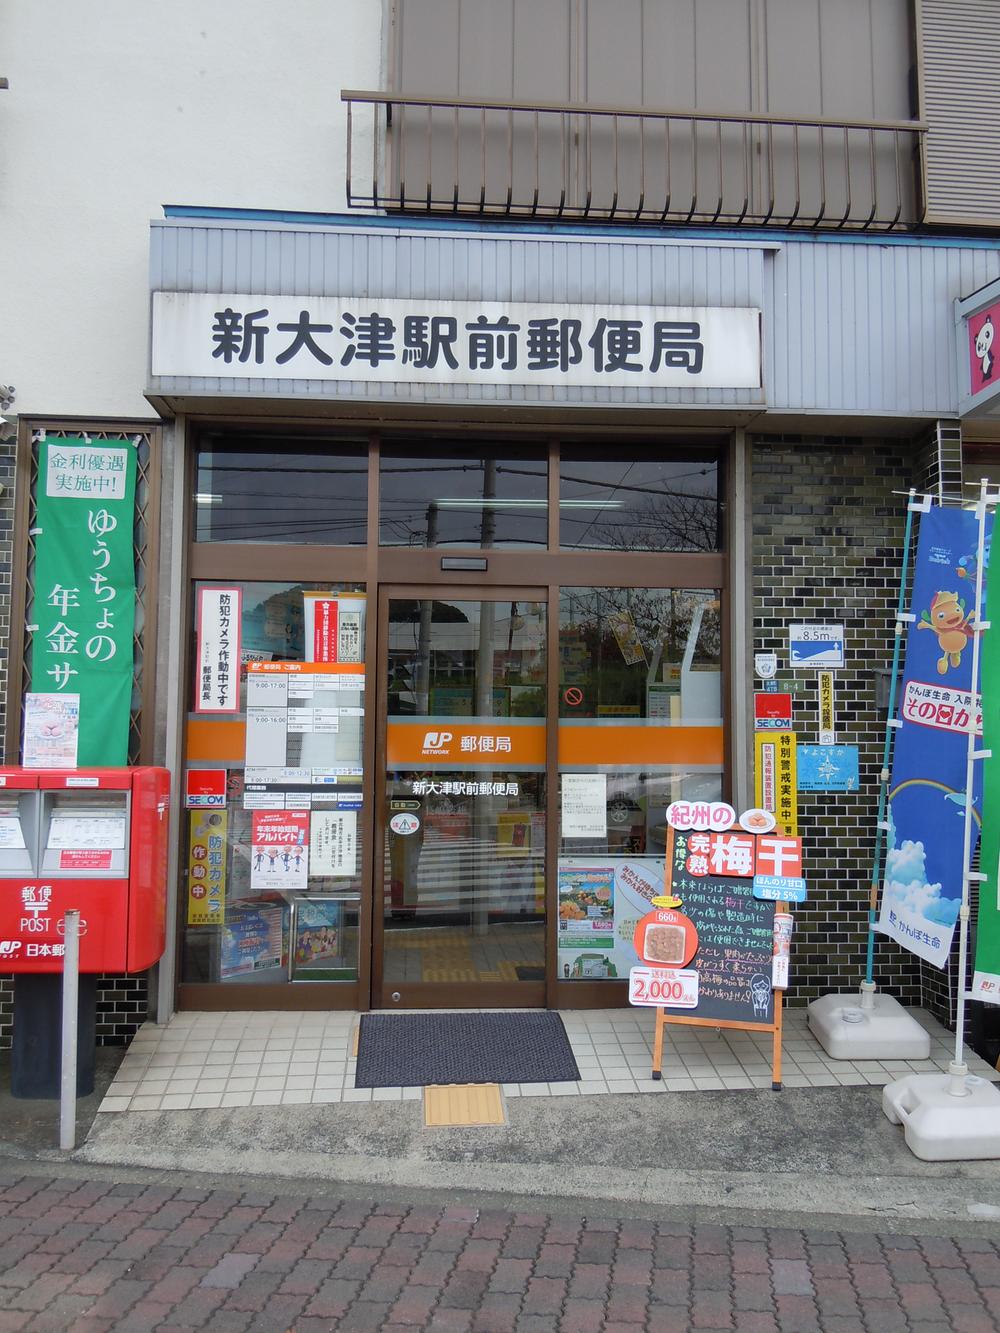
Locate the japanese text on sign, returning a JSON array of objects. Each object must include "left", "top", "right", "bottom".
[
  {"left": 411, "top": 779, "right": 519, "bottom": 796},
  {"left": 196, "top": 587, "right": 242, "bottom": 714},
  {"left": 310, "top": 810, "right": 358, "bottom": 877},
  {"left": 818, "top": 671, "right": 835, "bottom": 745},
  {"left": 46, "top": 443, "right": 128, "bottom": 500},
  {"left": 629, "top": 966, "right": 699, "bottom": 1008},
  {"left": 754, "top": 732, "right": 798, "bottom": 837},
  {"left": 151, "top": 294, "right": 762, "bottom": 391},
  {"left": 683, "top": 831, "right": 756, "bottom": 879},
  {"left": 188, "top": 810, "right": 228, "bottom": 924},
  {"left": 902, "top": 679, "right": 981, "bottom": 736},
  {"left": 33, "top": 438, "right": 137, "bottom": 765},
  {"left": 665, "top": 801, "right": 736, "bottom": 833}
]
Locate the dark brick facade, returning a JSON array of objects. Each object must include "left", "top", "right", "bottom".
[{"left": 750, "top": 436, "right": 924, "bottom": 1007}]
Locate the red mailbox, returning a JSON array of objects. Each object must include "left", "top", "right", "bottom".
[{"left": 0, "top": 766, "right": 169, "bottom": 973}]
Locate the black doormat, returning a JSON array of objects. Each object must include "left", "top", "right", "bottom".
[{"left": 355, "top": 1012, "right": 581, "bottom": 1088}]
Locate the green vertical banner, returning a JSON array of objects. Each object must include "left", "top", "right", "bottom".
[
  {"left": 31, "top": 436, "right": 137, "bottom": 766},
  {"left": 975, "top": 558, "right": 1000, "bottom": 1004}
]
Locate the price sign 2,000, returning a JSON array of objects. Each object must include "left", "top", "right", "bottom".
[{"left": 629, "top": 966, "right": 699, "bottom": 1008}]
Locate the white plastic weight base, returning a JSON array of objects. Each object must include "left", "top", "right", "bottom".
[
  {"left": 882, "top": 1071, "right": 1000, "bottom": 1161},
  {"left": 807, "top": 989, "right": 931, "bottom": 1060}
]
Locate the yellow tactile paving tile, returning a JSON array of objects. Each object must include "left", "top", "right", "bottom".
[{"left": 424, "top": 1083, "right": 505, "bottom": 1127}]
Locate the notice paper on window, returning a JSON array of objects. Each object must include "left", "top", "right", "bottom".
[
  {"left": 310, "top": 810, "right": 358, "bottom": 877},
  {"left": 46, "top": 812, "right": 127, "bottom": 850},
  {"left": 0, "top": 816, "right": 26, "bottom": 849},
  {"left": 561, "top": 773, "right": 607, "bottom": 839}
]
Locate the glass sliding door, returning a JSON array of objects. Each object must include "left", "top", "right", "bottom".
[
  {"left": 557, "top": 586, "right": 724, "bottom": 985},
  {"left": 377, "top": 588, "right": 548, "bottom": 1006}
]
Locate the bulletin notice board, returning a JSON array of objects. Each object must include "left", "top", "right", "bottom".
[{"left": 649, "top": 827, "right": 785, "bottom": 1088}]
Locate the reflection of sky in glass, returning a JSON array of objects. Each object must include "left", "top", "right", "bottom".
[
  {"left": 560, "top": 452, "right": 720, "bottom": 552},
  {"left": 196, "top": 443, "right": 368, "bottom": 544},
  {"left": 379, "top": 452, "right": 548, "bottom": 548}
]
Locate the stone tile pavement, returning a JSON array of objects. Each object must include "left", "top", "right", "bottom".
[
  {"left": 98, "top": 1006, "right": 997, "bottom": 1113},
  {"left": 0, "top": 1168, "right": 998, "bottom": 1331}
]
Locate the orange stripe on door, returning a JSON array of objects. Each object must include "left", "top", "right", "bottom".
[
  {"left": 187, "top": 719, "right": 723, "bottom": 769},
  {"left": 558, "top": 725, "right": 723, "bottom": 767},
  {"left": 186, "top": 720, "right": 247, "bottom": 762}
]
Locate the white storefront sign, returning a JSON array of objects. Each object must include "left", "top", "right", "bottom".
[{"left": 152, "top": 293, "right": 762, "bottom": 390}]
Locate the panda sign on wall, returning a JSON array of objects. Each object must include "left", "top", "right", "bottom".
[
  {"left": 969, "top": 302, "right": 999, "bottom": 396},
  {"left": 958, "top": 279, "right": 1000, "bottom": 417}
]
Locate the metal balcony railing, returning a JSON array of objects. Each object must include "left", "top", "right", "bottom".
[{"left": 343, "top": 90, "right": 926, "bottom": 231}]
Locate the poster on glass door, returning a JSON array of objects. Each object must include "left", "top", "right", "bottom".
[
  {"left": 250, "top": 810, "right": 309, "bottom": 891},
  {"left": 302, "top": 592, "right": 366, "bottom": 664},
  {"left": 558, "top": 856, "right": 665, "bottom": 979}
]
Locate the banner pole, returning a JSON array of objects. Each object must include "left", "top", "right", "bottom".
[
  {"left": 865, "top": 488, "right": 920, "bottom": 991},
  {"left": 951, "top": 478, "right": 991, "bottom": 1093}
]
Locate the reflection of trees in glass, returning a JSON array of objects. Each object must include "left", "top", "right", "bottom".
[
  {"left": 560, "top": 456, "right": 720, "bottom": 553},
  {"left": 509, "top": 686, "right": 545, "bottom": 716},
  {"left": 559, "top": 587, "right": 721, "bottom": 715},
  {"left": 388, "top": 600, "right": 546, "bottom": 717},
  {"left": 592, "top": 489, "right": 720, "bottom": 552}
]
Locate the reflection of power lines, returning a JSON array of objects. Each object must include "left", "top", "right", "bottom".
[
  {"left": 198, "top": 454, "right": 719, "bottom": 546},
  {"left": 201, "top": 458, "right": 716, "bottom": 497}
]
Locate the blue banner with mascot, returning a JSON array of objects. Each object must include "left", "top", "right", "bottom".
[{"left": 878, "top": 504, "right": 991, "bottom": 967}]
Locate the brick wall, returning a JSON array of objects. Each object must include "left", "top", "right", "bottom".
[{"left": 751, "top": 436, "right": 923, "bottom": 1006}]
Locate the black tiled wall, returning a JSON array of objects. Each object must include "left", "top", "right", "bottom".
[{"left": 750, "top": 436, "right": 923, "bottom": 1006}]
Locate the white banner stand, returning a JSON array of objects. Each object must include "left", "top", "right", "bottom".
[
  {"left": 808, "top": 986, "right": 930, "bottom": 1060},
  {"left": 882, "top": 481, "right": 1000, "bottom": 1160}
]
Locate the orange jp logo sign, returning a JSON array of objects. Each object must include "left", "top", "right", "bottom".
[
  {"left": 421, "top": 731, "right": 453, "bottom": 755},
  {"left": 389, "top": 722, "right": 544, "bottom": 768}
]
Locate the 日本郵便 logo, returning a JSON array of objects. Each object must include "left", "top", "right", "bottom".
[{"left": 421, "top": 730, "right": 453, "bottom": 755}]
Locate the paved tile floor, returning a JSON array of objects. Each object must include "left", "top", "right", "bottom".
[
  {"left": 1, "top": 1168, "right": 999, "bottom": 1332},
  {"left": 98, "top": 1007, "right": 998, "bottom": 1114}
]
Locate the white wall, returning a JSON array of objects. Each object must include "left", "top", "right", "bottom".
[{"left": 0, "top": 1, "right": 383, "bottom": 419}]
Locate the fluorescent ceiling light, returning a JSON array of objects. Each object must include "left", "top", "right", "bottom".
[
  {"left": 433, "top": 497, "right": 624, "bottom": 509},
  {"left": 195, "top": 493, "right": 223, "bottom": 505},
  {"left": 434, "top": 498, "right": 545, "bottom": 508}
]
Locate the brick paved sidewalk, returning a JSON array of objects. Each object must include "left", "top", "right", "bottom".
[{"left": 0, "top": 1172, "right": 999, "bottom": 1332}]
